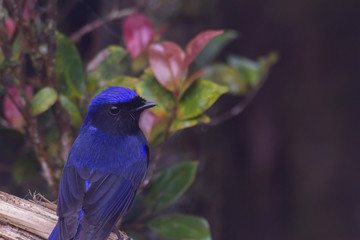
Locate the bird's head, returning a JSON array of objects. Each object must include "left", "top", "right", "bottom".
[{"left": 85, "top": 86, "right": 156, "bottom": 135}]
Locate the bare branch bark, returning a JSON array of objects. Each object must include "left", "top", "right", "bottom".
[
  {"left": 0, "top": 191, "right": 132, "bottom": 240},
  {"left": 0, "top": 191, "right": 57, "bottom": 239},
  {"left": 70, "top": 8, "right": 135, "bottom": 43}
]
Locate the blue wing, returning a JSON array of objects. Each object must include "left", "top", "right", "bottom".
[
  {"left": 56, "top": 165, "right": 87, "bottom": 239},
  {"left": 55, "top": 161, "right": 147, "bottom": 240},
  {"left": 78, "top": 166, "right": 145, "bottom": 239}
]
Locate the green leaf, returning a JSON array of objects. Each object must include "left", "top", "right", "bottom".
[
  {"left": 56, "top": 32, "right": 86, "bottom": 100},
  {"left": 257, "top": 52, "right": 278, "bottom": 82},
  {"left": 136, "top": 68, "right": 175, "bottom": 116},
  {"left": 131, "top": 53, "right": 148, "bottom": 74},
  {"left": 204, "top": 64, "right": 248, "bottom": 95},
  {"left": 195, "top": 30, "right": 238, "bottom": 67},
  {"left": 227, "top": 55, "right": 260, "bottom": 86},
  {"left": 87, "top": 45, "right": 129, "bottom": 85},
  {"left": 177, "top": 79, "right": 228, "bottom": 120},
  {"left": 147, "top": 114, "right": 209, "bottom": 146},
  {"left": 171, "top": 114, "right": 210, "bottom": 132},
  {"left": 148, "top": 214, "right": 211, "bottom": 240},
  {"left": 147, "top": 116, "right": 169, "bottom": 146},
  {"left": 11, "top": 37, "right": 21, "bottom": 61},
  {"left": 31, "top": 87, "right": 57, "bottom": 116},
  {"left": 102, "top": 76, "right": 139, "bottom": 91},
  {"left": 59, "top": 94, "right": 83, "bottom": 128},
  {"left": 205, "top": 53, "right": 278, "bottom": 96},
  {"left": 145, "top": 161, "right": 198, "bottom": 211},
  {"left": 228, "top": 52, "right": 278, "bottom": 87},
  {"left": 92, "top": 76, "right": 139, "bottom": 98}
]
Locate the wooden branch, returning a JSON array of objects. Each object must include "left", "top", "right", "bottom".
[
  {"left": 0, "top": 191, "right": 56, "bottom": 239},
  {"left": 0, "top": 191, "right": 131, "bottom": 240}
]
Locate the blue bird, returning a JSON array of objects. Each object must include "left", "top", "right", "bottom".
[{"left": 48, "top": 86, "right": 156, "bottom": 240}]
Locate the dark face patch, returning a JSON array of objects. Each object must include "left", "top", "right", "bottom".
[{"left": 87, "top": 96, "right": 148, "bottom": 135}]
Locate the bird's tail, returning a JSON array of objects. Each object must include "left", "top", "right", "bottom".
[{"left": 48, "top": 222, "right": 59, "bottom": 240}]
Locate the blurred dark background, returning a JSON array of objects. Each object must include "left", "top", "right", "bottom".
[{"left": 1, "top": 0, "right": 360, "bottom": 239}]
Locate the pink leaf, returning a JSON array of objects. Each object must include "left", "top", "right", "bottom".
[
  {"left": 139, "top": 110, "right": 162, "bottom": 140},
  {"left": 123, "top": 13, "right": 154, "bottom": 58},
  {"left": 3, "top": 86, "right": 33, "bottom": 129},
  {"left": 184, "top": 30, "right": 224, "bottom": 68},
  {"left": 5, "top": 18, "right": 15, "bottom": 38},
  {"left": 25, "top": 85, "right": 33, "bottom": 99},
  {"left": 22, "top": 0, "right": 35, "bottom": 21},
  {"left": 181, "top": 69, "right": 205, "bottom": 94},
  {"left": 149, "top": 42, "right": 186, "bottom": 92}
]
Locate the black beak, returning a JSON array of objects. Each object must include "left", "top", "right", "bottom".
[{"left": 132, "top": 101, "right": 157, "bottom": 112}]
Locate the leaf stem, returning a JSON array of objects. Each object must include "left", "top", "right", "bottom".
[{"left": 27, "top": 118, "right": 58, "bottom": 197}]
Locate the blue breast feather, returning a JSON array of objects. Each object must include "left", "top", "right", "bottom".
[{"left": 68, "top": 125, "right": 148, "bottom": 177}]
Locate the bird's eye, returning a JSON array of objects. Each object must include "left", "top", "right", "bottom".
[{"left": 109, "top": 105, "right": 120, "bottom": 115}]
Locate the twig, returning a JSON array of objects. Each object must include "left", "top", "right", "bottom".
[
  {"left": 53, "top": 102, "right": 73, "bottom": 163},
  {"left": 27, "top": 118, "right": 58, "bottom": 197},
  {"left": 207, "top": 75, "right": 268, "bottom": 127},
  {"left": 70, "top": 8, "right": 136, "bottom": 43},
  {"left": 46, "top": 0, "right": 73, "bottom": 163},
  {"left": 86, "top": 46, "right": 112, "bottom": 73},
  {"left": 30, "top": 191, "right": 54, "bottom": 205}
]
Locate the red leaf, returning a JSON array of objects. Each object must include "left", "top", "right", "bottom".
[
  {"left": 5, "top": 18, "right": 15, "bottom": 38},
  {"left": 22, "top": 0, "right": 35, "bottom": 21},
  {"left": 184, "top": 30, "right": 224, "bottom": 68},
  {"left": 3, "top": 86, "right": 33, "bottom": 129},
  {"left": 149, "top": 42, "right": 186, "bottom": 92},
  {"left": 180, "top": 69, "right": 205, "bottom": 96},
  {"left": 123, "top": 13, "right": 154, "bottom": 58},
  {"left": 139, "top": 110, "right": 162, "bottom": 140}
]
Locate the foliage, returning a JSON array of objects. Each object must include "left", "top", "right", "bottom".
[
  {"left": 0, "top": 4, "right": 275, "bottom": 240},
  {"left": 144, "top": 161, "right": 198, "bottom": 211},
  {"left": 148, "top": 214, "right": 211, "bottom": 240}
]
